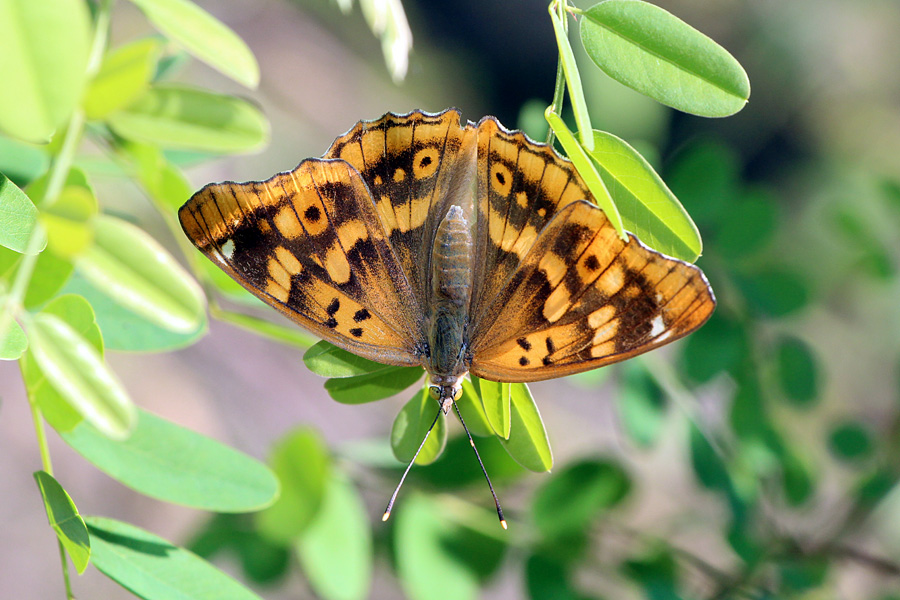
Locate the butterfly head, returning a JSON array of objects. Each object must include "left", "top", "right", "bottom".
[{"left": 428, "top": 380, "right": 463, "bottom": 415}]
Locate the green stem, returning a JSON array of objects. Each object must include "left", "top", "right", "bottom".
[{"left": 546, "top": 0, "right": 569, "bottom": 146}]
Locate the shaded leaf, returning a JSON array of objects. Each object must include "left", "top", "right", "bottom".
[
  {"left": 86, "top": 516, "right": 264, "bottom": 600},
  {"left": 0, "top": 136, "right": 50, "bottom": 185},
  {"left": 0, "top": 318, "right": 27, "bottom": 360},
  {"left": 455, "top": 377, "right": 493, "bottom": 438},
  {"left": 297, "top": 473, "right": 373, "bottom": 600},
  {"left": 106, "top": 85, "right": 268, "bottom": 153},
  {"left": 62, "top": 408, "right": 278, "bottom": 512},
  {"left": 525, "top": 554, "right": 579, "bottom": 600},
  {"left": 618, "top": 361, "right": 667, "bottom": 448},
  {"left": 255, "top": 427, "right": 331, "bottom": 544},
  {"left": 324, "top": 366, "right": 423, "bottom": 403},
  {"left": 128, "top": 0, "right": 259, "bottom": 88},
  {"left": 0, "top": 0, "right": 91, "bottom": 141},
  {"left": 715, "top": 189, "right": 778, "bottom": 261},
  {"left": 828, "top": 421, "right": 874, "bottom": 462},
  {"left": 498, "top": 383, "right": 552, "bottom": 472},
  {"left": 590, "top": 129, "right": 700, "bottom": 261},
  {"left": 474, "top": 377, "right": 511, "bottom": 439},
  {"left": 33, "top": 471, "right": 90, "bottom": 573},
  {"left": 0, "top": 172, "right": 45, "bottom": 254},
  {"left": 76, "top": 215, "right": 206, "bottom": 334},
  {"left": 736, "top": 267, "right": 810, "bottom": 317},
  {"left": 776, "top": 336, "right": 819, "bottom": 406},
  {"left": 304, "top": 340, "right": 387, "bottom": 377},
  {"left": 580, "top": 0, "right": 750, "bottom": 117},
  {"left": 391, "top": 386, "right": 448, "bottom": 466}
]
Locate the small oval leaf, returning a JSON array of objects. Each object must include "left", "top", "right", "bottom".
[
  {"left": 474, "top": 377, "right": 511, "bottom": 440},
  {"left": 589, "top": 130, "right": 701, "bottom": 261},
  {"left": 76, "top": 215, "right": 206, "bottom": 333},
  {"left": 106, "top": 85, "right": 269, "bottom": 153},
  {"left": 86, "top": 516, "right": 264, "bottom": 600},
  {"left": 549, "top": 4, "right": 592, "bottom": 150},
  {"left": 83, "top": 39, "right": 163, "bottom": 120},
  {"left": 324, "top": 366, "right": 423, "bottom": 404},
  {"left": 28, "top": 312, "right": 136, "bottom": 439},
  {"left": 296, "top": 473, "right": 373, "bottom": 600},
  {"left": 0, "top": 0, "right": 91, "bottom": 141},
  {"left": 391, "top": 387, "right": 448, "bottom": 466},
  {"left": 128, "top": 0, "right": 259, "bottom": 88},
  {"left": 580, "top": 0, "right": 750, "bottom": 117},
  {"left": 61, "top": 408, "right": 278, "bottom": 512},
  {"left": 455, "top": 377, "right": 493, "bottom": 438},
  {"left": 0, "top": 172, "right": 46, "bottom": 254},
  {"left": 0, "top": 318, "right": 28, "bottom": 360},
  {"left": 499, "top": 383, "right": 553, "bottom": 472},
  {"left": 776, "top": 336, "right": 819, "bottom": 406},
  {"left": 33, "top": 471, "right": 91, "bottom": 573},
  {"left": 255, "top": 427, "right": 331, "bottom": 544},
  {"left": 304, "top": 340, "right": 388, "bottom": 377}
]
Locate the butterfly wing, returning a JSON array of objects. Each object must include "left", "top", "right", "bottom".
[
  {"left": 179, "top": 158, "right": 424, "bottom": 366},
  {"left": 468, "top": 130, "right": 715, "bottom": 381},
  {"left": 324, "top": 109, "right": 477, "bottom": 309}
]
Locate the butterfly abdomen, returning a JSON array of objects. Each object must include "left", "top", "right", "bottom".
[{"left": 426, "top": 205, "right": 473, "bottom": 382}]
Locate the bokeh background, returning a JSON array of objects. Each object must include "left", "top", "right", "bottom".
[{"left": 2, "top": 0, "right": 900, "bottom": 598}]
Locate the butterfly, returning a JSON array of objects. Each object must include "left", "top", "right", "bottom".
[{"left": 179, "top": 109, "right": 715, "bottom": 524}]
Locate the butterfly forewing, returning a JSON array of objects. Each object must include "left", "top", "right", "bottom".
[
  {"left": 179, "top": 159, "right": 423, "bottom": 366},
  {"left": 468, "top": 201, "right": 715, "bottom": 382},
  {"left": 325, "top": 110, "right": 478, "bottom": 309}
]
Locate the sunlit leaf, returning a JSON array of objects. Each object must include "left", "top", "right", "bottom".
[
  {"left": 33, "top": 471, "right": 90, "bottom": 573},
  {"left": 83, "top": 38, "right": 163, "bottom": 120},
  {"left": 324, "top": 366, "right": 423, "bottom": 403},
  {"left": 473, "top": 377, "right": 511, "bottom": 439},
  {"left": 255, "top": 427, "right": 331, "bottom": 544},
  {"left": 391, "top": 386, "right": 447, "bottom": 466},
  {"left": 0, "top": 172, "right": 45, "bottom": 254},
  {"left": 62, "top": 409, "right": 278, "bottom": 511},
  {"left": 0, "top": 0, "right": 91, "bottom": 141},
  {"left": 498, "top": 383, "right": 552, "bottom": 472},
  {"left": 0, "top": 136, "right": 50, "bottom": 185},
  {"left": 27, "top": 312, "right": 136, "bottom": 439},
  {"left": 549, "top": 4, "right": 592, "bottom": 150},
  {"left": 588, "top": 130, "right": 700, "bottom": 261},
  {"left": 455, "top": 377, "right": 493, "bottom": 438},
  {"left": 106, "top": 85, "right": 268, "bottom": 153},
  {"left": 580, "top": 0, "right": 750, "bottom": 117},
  {"left": 304, "top": 340, "right": 387, "bottom": 377},
  {"left": 0, "top": 318, "right": 27, "bottom": 360},
  {"left": 40, "top": 186, "right": 97, "bottom": 258},
  {"left": 86, "top": 516, "right": 264, "bottom": 600},
  {"left": 128, "top": 0, "right": 259, "bottom": 88},
  {"left": 297, "top": 473, "right": 373, "bottom": 600},
  {"left": 76, "top": 215, "right": 206, "bottom": 333}
]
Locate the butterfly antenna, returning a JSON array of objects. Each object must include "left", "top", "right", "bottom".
[
  {"left": 382, "top": 405, "right": 444, "bottom": 523},
  {"left": 451, "top": 400, "right": 507, "bottom": 530}
]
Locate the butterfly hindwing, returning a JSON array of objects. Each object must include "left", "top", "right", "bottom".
[
  {"left": 469, "top": 201, "right": 715, "bottom": 382},
  {"left": 179, "top": 159, "right": 423, "bottom": 365},
  {"left": 325, "top": 109, "right": 477, "bottom": 308}
]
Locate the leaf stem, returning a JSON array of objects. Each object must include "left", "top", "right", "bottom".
[{"left": 546, "top": 0, "right": 569, "bottom": 146}]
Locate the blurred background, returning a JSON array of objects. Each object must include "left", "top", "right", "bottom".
[{"left": 2, "top": 0, "right": 900, "bottom": 598}]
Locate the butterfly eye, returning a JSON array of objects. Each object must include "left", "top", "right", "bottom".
[{"left": 428, "top": 386, "right": 441, "bottom": 400}]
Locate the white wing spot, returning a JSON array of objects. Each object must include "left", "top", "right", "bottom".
[
  {"left": 221, "top": 239, "right": 235, "bottom": 260},
  {"left": 649, "top": 314, "right": 666, "bottom": 338}
]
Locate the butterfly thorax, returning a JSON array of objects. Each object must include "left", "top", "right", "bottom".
[{"left": 425, "top": 205, "right": 473, "bottom": 409}]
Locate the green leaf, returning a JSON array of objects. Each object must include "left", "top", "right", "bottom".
[
  {"left": 128, "top": 0, "right": 259, "bottom": 88},
  {"left": 304, "top": 340, "right": 388, "bottom": 377},
  {"left": 618, "top": 361, "right": 667, "bottom": 448},
  {"left": 83, "top": 39, "right": 163, "bottom": 120},
  {"left": 76, "top": 215, "right": 206, "bottom": 334},
  {"left": 121, "top": 140, "right": 194, "bottom": 213},
  {"left": 679, "top": 311, "right": 748, "bottom": 383},
  {"left": 324, "top": 366, "right": 423, "bottom": 404},
  {"left": 545, "top": 108, "right": 625, "bottom": 238},
  {"left": 533, "top": 458, "right": 631, "bottom": 538},
  {"left": 776, "top": 336, "right": 819, "bottom": 406},
  {"left": 588, "top": 130, "right": 701, "bottom": 261},
  {"left": 213, "top": 308, "right": 317, "bottom": 350},
  {"left": 0, "top": 172, "right": 45, "bottom": 254},
  {"left": 0, "top": 318, "right": 27, "bottom": 360},
  {"left": 297, "top": 473, "right": 373, "bottom": 600},
  {"left": 736, "top": 267, "right": 810, "bottom": 317},
  {"left": 665, "top": 141, "right": 740, "bottom": 226},
  {"left": 689, "top": 424, "right": 731, "bottom": 493},
  {"left": 0, "top": 136, "right": 50, "bottom": 185},
  {"left": 455, "top": 377, "right": 493, "bottom": 438},
  {"left": 391, "top": 386, "right": 448, "bottom": 466},
  {"left": 394, "top": 495, "right": 479, "bottom": 600},
  {"left": 27, "top": 312, "right": 136, "bottom": 439},
  {"left": 474, "top": 377, "right": 511, "bottom": 439},
  {"left": 20, "top": 294, "right": 102, "bottom": 432},
  {"left": 107, "top": 85, "right": 268, "bottom": 152},
  {"left": 525, "top": 554, "right": 579, "bottom": 600},
  {"left": 0, "top": 0, "right": 91, "bottom": 141},
  {"left": 714, "top": 189, "right": 778, "bottom": 261},
  {"left": 548, "top": 4, "right": 592, "bottom": 150},
  {"left": 86, "top": 516, "right": 264, "bottom": 600},
  {"left": 580, "top": 0, "right": 750, "bottom": 117},
  {"left": 61, "top": 408, "right": 278, "bottom": 511},
  {"left": 33, "top": 471, "right": 90, "bottom": 573},
  {"left": 498, "top": 383, "right": 553, "bottom": 472},
  {"left": 61, "top": 272, "right": 207, "bottom": 353},
  {"left": 828, "top": 421, "right": 873, "bottom": 462},
  {"left": 255, "top": 427, "right": 331, "bottom": 544},
  {"left": 40, "top": 185, "right": 97, "bottom": 258}
]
